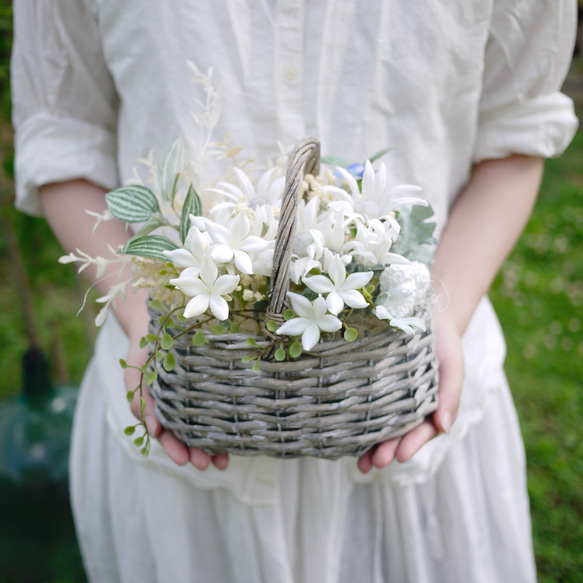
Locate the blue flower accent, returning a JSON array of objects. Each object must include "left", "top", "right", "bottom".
[{"left": 346, "top": 163, "right": 365, "bottom": 178}]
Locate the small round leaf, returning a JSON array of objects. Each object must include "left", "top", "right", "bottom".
[
  {"left": 163, "top": 352, "right": 177, "bottom": 372},
  {"left": 289, "top": 341, "right": 302, "bottom": 359},
  {"left": 266, "top": 320, "right": 278, "bottom": 332},
  {"left": 274, "top": 347, "right": 286, "bottom": 361},
  {"left": 344, "top": 327, "right": 358, "bottom": 342}
]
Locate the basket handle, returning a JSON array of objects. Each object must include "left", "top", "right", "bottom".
[{"left": 266, "top": 137, "right": 321, "bottom": 324}]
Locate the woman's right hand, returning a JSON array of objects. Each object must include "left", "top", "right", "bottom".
[{"left": 122, "top": 292, "right": 229, "bottom": 471}]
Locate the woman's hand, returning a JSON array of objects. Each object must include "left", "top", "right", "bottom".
[
  {"left": 357, "top": 313, "right": 465, "bottom": 473},
  {"left": 357, "top": 154, "right": 544, "bottom": 474},
  {"left": 123, "top": 297, "right": 229, "bottom": 471}
]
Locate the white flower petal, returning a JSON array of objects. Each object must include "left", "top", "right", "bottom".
[
  {"left": 163, "top": 249, "right": 197, "bottom": 267},
  {"left": 318, "top": 314, "right": 343, "bottom": 333},
  {"left": 209, "top": 295, "right": 229, "bottom": 321},
  {"left": 327, "top": 256, "right": 346, "bottom": 287},
  {"left": 212, "top": 274, "right": 240, "bottom": 296},
  {"left": 206, "top": 221, "right": 231, "bottom": 245},
  {"left": 233, "top": 250, "right": 254, "bottom": 274},
  {"left": 239, "top": 235, "right": 270, "bottom": 253},
  {"left": 287, "top": 292, "right": 315, "bottom": 319},
  {"left": 276, "top": 318, "right": 311, "bottom": 336},
  {"left": 312, "top": 296, "right": 328, "bottom": 319},
  {"left": 326, "top": 292, "right": 344, "bottom": 315},
  {"left": 301, "top": 323, "right": 321, "bottom": 351},
  {"left": 170, "top": 277, "right": 208, "bottom": 296},
  {"left": 302, "top": 275, "right": 335, "bottom": 294},
  {"left": 231, "top": 211, "right": 250, "bottom": 243},
  {"left": 343, "top": 271, "right": 374, "bottom": 290},
  {"left": 211, "top": 244, "right": 234, "bottom": 263},
  {"left": 199, "top": 257, "right": 219, "bottom": 287},
  {"left": 339, "top": 289, "right": 368, "bottom": 309},
  {"left": 184, "top": 295, "right": 210, "bottom": 318}
]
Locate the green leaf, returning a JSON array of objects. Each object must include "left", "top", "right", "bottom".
[
  {"left": 242, "top": 355, "right": 253, "bottom": 363},
  {"left": 252, "top": 362, "right": 261, "bottom": 372},
  {"left": 163, "top": 352, "right": 176, "bottom": 372},
  {"left": 344, "top": 327, "right": 358, "bottom": 342},
  {"left": 121, "top": 235, "right": 179, "bottom": 261},
  {"left": 283, "top": 309, "right": 295, "bottom": 321},
  {"left": 154, "top": 137, "right": 190, "bottom": 204},
  {"left": 321, "top": 155, "right": 348, "bottom": 168},
  {"left": 119, "top": 358, "right": 128, "bottom": 369},
  {"left": 141, "top": 446, "right": 149, "bottom": 456},
  {"left": 274, "top": 346, "right": 286, "bottom": 361},
  {"left": 144, "top": 371, "right": 156, "bottom": 385},
  {"left": 211, "top": 324, "right": 224, "bottom": 335},
  {"left": 140, "top": 363, "right": 149, "bottom": 373},
  {"left": 126, "top": 391, "right": 134, "bottom": 403},
  {"left": 246, "top": 337, "right": 259, "bottom": 347},
  {"left": 230, "top": 323, "right": 240, "bottom": 334},
  {"left": 156, "top": 350, "right": 164, "bottom": 361},
  {"left": 105, "top": 185, "right": 160, "bottom": 223},
  {"left": 124, "top": 426, "right": 136, "bottom": 436},
  {"left": 134, "top": 436, "right": 144, "bottom": 447},
  {"left": 150, "top": 299, "right": 164, "bottom": 311},
  {"left": 368, "top": 147, "right": 392, "bottom": 164},
  {"left": 266, "top": 320, "right": 278, "bottom": 332},
  {"left": 179, "top": 184, "right": 203, "bottom": 243},
  {"left": 193, "top": 330, "right": 208, "bottom": 346},
  {"left": 139, "top": 337, "right": 147, "bottom": 349},
  {"left": 160, "top": 333, "right": 173, "bottom": 350},
  {"left": 289, "top": 341, "right": 302, "bottom": 359}
]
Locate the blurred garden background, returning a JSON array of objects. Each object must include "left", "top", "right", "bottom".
[{"left": 0, "top": 3, "right": 582, "bottom": 582}]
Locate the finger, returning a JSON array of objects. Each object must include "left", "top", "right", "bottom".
[
  {"left": 357, "top": 447, "right": 376, "bottom": 474},
  {"left": 394, "top": 419, "right": 438, "bottom": 462},
  {"left": 211, "top": 453, "right": 229, "bottom": 471},
  {"left": 189, "top": 448, "right": 212, "bottom": 471},
  {"left": 434, "top": 346, "right": 464, "bottom": 435},
  {"left": 372, "top": 437, "right": 401, "bottom": 469},
  {"left": 158, "top": 430, "right": 190, "bottom": 466}
]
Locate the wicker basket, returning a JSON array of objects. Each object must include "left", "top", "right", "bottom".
[{"left": 148, "top": 137, "right": 439, "bottom": 459}]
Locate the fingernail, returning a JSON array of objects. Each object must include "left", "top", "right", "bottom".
[{"left": 441, "top": 411, "right": 452, "bottom": 434}]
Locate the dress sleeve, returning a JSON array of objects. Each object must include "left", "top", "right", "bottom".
[
  {"left": 473, "top": 0, "right": 579, "bottom": 163},
  {"left": 11, "top": 0, "right": 119, "bottom": 216}
]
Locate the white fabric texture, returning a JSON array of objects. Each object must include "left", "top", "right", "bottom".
[{"left": 11, "top": 0, "right": 579, "bottom": 581}]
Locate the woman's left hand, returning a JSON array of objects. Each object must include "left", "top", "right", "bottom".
[{"left": 357, "top": 313, "right": 465, "bottom": 473}]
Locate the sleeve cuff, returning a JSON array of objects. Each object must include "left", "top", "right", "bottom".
[
  {"left": 473, "top": 92, "right": 579, "bottom": 164},
  {"left": 14, "top": 113, "right": 119, "bottom": 217}
]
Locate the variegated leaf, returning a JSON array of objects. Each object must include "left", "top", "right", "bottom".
[
  {"left": 120, "top": 235, "right": 179, "bottom": 261},
  {"left": 154, "top": 137, "right": 190, "bottom": 204},
  {"left": 179, "top": 184, "right": 203, "bottom": 243},
  {"left": 105, "top": 185, "right": 160, "bottom": 223}
]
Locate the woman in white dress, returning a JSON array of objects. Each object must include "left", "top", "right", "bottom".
[{"left": 11, "top": 1, "right": 578, "bottom": 581}]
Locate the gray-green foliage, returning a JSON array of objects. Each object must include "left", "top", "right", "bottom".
[{"left": 392, "top": 204, "right": 437, "bottom": 264}]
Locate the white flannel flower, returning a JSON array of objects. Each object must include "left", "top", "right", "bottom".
[
  {"left": 170, "top": 258, "right": 239, "bottom": 321},
  {"left": 163, "top": 227, "right": 210, "bottom": 278},
  {"left": 303, "top": 256, "right": 373, "bottom": 315},
  {"left": 206, "top": 211, "right": 271, "bottom": 274},
  {"left": 324, "top": 160, "right": 426, "bottom": 221},
  {"left": 276, "top": 293, "right": 342, "bottom": 351},
  {"left": 343, "top": 220, "right": 409, "bottom": 267},
  {"left": 209, "top": 167, "right": 285, "bottom": 223}
]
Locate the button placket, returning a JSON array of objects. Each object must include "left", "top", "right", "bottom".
[{"left": 274, "top": 0, "right": 306, "bottom": 144}]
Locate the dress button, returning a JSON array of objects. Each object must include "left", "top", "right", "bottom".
[{"left": 285, "top": 64, "right": 298, "bottom": 82}]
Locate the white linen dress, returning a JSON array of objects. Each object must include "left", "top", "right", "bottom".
[{"left": 12, "top": 1, "right": 579, "bottom": 581}]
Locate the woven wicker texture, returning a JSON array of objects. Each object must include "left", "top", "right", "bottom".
[{"left": 148, "top": 137, "right": 439, "bottom": 458}]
